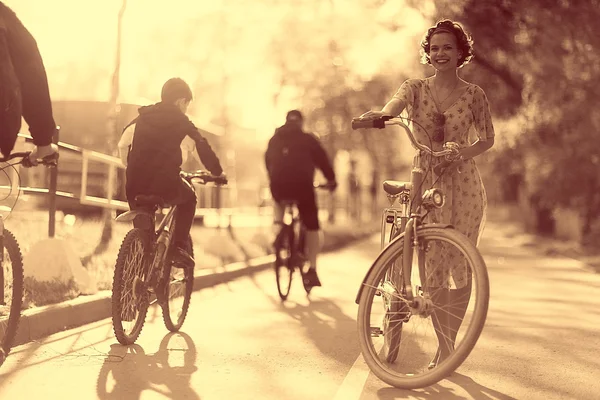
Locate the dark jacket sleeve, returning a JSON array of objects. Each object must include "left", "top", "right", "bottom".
[
  {"left": 186, "top": 128, "right": 223, "bottom": 176},
  {"left": 307, "top": 134, "right": 336, "bottom": 182},
  {"left": 2, "top": 3, "right": 55, "bottom": 146}
]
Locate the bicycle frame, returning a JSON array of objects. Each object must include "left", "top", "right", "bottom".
[
  {"left": 354, "top": 116, "right": 457, "bottom": 308},
  {"left": 115, "top": 204, "right": 178, "bottom": 300}
]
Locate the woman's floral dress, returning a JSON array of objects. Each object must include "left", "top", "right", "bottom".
[{"left": 392, "top": 78, "right": 495, "bottom": 289}]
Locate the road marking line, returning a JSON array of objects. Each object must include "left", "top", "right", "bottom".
[{"left": 333, "top": 338, "right": 383, "bottom": 400}]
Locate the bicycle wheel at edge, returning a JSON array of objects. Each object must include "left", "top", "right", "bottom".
[
  {"left": 111, "top": 228, "right": 152, "bottom": 345},
  {"left": 0, "top": 230, "right": 23, "bottom": 365},
  {"left": 162, "top": 235, "right": 194, "bottom": 332},
  {"left": 274, "top": 225, "right": 293, "bottom": 301},
  {"left": 357, "top": 226, "right": 489, "bottom": 389}
]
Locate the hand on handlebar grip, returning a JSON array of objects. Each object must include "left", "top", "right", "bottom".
[
  {"left": 358, "top": 110, "right": 390, "bottom": 120},
  {"left": 24, "top": 144, "right": 59, "bottom": 168},
  {"left": 442, "top": 142, "right": 462, "bottom": 161}
]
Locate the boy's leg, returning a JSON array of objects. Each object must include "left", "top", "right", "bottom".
[{"left": 169, "top": 179, "right": 197, "bottom": 267}]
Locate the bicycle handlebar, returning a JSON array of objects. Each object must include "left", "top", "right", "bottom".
[
  {"left": 351, "top": 116, "right": 460, "bottom": 158},
  {"left": 0, "top": 151, "right": 59, "bottom": 166},
  {"left": 180, "top": 170, "right": 228, "bottom": 185}
]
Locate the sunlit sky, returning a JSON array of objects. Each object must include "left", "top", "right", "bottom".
[{"left": 7, "top": 0, "right": 432, "bottom": 143}]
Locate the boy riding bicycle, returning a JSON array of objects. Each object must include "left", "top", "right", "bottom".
[{"left": 119, "top": 78, "right": 224, "bottom": 268}]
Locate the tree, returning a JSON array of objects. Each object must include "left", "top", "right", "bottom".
[
  {"left": 92, "top": 0, "right": 127, "bottom": 257},
  {"left": 419, "top": 0, "right": 600, "bottom": 241}
]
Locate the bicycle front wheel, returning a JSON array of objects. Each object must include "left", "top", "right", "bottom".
[
  {"left": 357, "top": 226, "right": 489, "bottom": 389},
  {"left": 162, "top": 235, "right": 194, "bottom": 332},
  {"left": 0, "top": 230, "right": 23, "bottom": 365},
  {"left": 112, "top": 228, "right": 152, "bottom": 345}
]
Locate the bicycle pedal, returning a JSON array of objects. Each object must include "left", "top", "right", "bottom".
[{"left": 370, "top": 327, "right": 383, "bottom": 337}]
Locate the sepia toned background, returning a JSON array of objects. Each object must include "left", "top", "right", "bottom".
[{"left": 1, "top": 1, "right": 600, "bottom": 399}]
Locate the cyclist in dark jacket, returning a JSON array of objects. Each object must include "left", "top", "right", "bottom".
[
  {"left": 265, "top": 110, "right": 337, "bottom": 288},
  {"left": 124, "top": 78, "right": 224, "bottom": 268},
  {"left": 0, "top": 2, "right": 57, "bottom": 162}
]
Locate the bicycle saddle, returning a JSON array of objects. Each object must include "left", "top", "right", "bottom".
[
  {"left": 134, "top": 195, "right": 165, "bottom": 208},
  {"left": 382, "top": 180, "right": 412, "bottom": 196}
]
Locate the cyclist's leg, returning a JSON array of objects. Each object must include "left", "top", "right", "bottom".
[
  {"left": 167, "top": 179, "right": 197, "bottom": 265},
  {"left": 269, "top": 184, "right": 287, "bottom": 240},
  {"left": 297, "top": 189, "right": 321, "bottom": 271}
]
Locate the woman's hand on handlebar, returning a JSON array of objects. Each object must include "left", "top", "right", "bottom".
[{"left": 358, "top": 110, "right": 392, "bottom": 120}]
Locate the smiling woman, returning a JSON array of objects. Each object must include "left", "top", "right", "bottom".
[{"left": 359, "top": 18, "right": 496, "bottom": 370}]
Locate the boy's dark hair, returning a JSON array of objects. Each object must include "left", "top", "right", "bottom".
[{"left": 161, "top": 78, "right": 193, "bottom": 104}]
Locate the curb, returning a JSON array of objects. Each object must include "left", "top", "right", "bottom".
[
  {"left": 11, "top": 229, "right": 377, "bottom": 348},
  {"left": 12, "top": 255, "right": 275, "bottom": 347}
]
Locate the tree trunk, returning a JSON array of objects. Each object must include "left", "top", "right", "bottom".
[{"left": 96, "top": 0, "right": 127, "bottom": 253}]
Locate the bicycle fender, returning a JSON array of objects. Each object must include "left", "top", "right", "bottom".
[
  {"left": 115, "top": 210, "right": 154, "bottom": 230},
  {"left": 355, "top": 223, "right": 453, "bottom": 304}
]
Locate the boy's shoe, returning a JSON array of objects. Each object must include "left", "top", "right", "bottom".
[
  {"left": 302, "top": 267, "right": 322, "bottom": 288},
  {"left": 169, "top": 246, "right": 195, "bottom": 269}
]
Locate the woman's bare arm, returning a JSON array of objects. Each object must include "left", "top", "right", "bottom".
[
  {"left": 459, "top": 137, "right": 494, "bottom": 159},
  {"left": 360, "top": 98, "right": 406, "bottom": 119},
  {"left": 381, "top": 98, "right": 406, "bottom": 116}
]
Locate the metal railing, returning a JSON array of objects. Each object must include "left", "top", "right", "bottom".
[{"left": 0, "top": 131, "right": 250, "bottom": 236}]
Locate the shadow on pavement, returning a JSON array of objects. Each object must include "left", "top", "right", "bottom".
[
  {"left": 96, "top": 332, "right": 200, "bottom": 400},
  {"left": 0, "top": 320, "right": 115, "bottom": 388},
  {"left": 376, "top": 372, "right": 517, "bottom": 400},
  {"left": 277, "top": 298, "right": 360, "bottom": 366},
  {"left": 245, "top": 265, "right": 361, "bottom": 366}
]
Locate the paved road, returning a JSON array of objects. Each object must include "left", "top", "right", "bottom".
[{"left": 1, "top": 221, "right": 599, "bottom": 400}]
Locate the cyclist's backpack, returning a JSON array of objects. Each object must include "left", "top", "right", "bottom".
[
  {"left": 266, "top": 128, "right": 312, "bottom": 184},
  {"left": 0, "top": 10, "right": 22, "bottom": 157}
]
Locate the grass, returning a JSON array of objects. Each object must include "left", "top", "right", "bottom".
[
  {"left": 3, "top": 208, "right": 378, "bottom": 309},
  {"left": 23, "top": 277, "right": 79, "bottom": 308}
]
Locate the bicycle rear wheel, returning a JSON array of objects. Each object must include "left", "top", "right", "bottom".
[
  {"left": 274, "top": 225, "right": 294, "bottom": 301},
  {"left": 112, "top": 228, "right": 152, "bottom": 345},
  {"left": 0, "top": 230, "right": 23, "bottom": 365},
  {"left": 357, "top": 226, "right": 489, "bottom": 389},
  {"left": 162, "top": 235, "right": 194, "bottom": 332}
]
